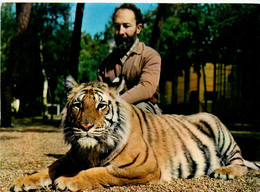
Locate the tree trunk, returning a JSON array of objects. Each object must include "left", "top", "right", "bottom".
[
  {"left": 202, "top": 64, "right": 207, "bottom": 111},
  {"left": 149, "top": 4, "right": 179, "bottom": 109},
  {"left": 184, "top": 65, "right": 190, "bottom": 104},
  {"left": 1, "top": 3, "right": 32, "bottom": 127},
  {"left": 40, "top": 40, "right": 48, "bottom": 118},
  {"left": 149, "top": 4, "right": 167, "bottom": 51},
  {"left": 171, "top": 75, "right": 178, "bottom": 105},
  {"left": 149, "top": 4, "right": 179, "bottom": 51},
  {"left": 69, "top": 3, "right": 85, "bottom": 81},
  {"left": 197, "top": 69, "right": 201, "bottom": 111},
  {"left": 15, "top": 4, "right": 32, "bottom": 35}
]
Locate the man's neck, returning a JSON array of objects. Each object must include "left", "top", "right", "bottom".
[{"left": 120, "top": 38, "right": 138, "bottom": 58}]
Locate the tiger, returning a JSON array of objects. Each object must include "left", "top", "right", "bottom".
[{"left": 12, "top": 76, "right": 260, "bottom": 191}]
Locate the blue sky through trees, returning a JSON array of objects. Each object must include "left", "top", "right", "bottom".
[{"left": 71, "top": 3, "right": 158, "bottom": 37}]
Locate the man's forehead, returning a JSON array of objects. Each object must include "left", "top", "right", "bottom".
[{"left": 114, "top": 9, "right": 136, "bottom": 24}]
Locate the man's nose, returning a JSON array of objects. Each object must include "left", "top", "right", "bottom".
[{"left": 119, "top": 25, "right": 125, "bottom": 35}]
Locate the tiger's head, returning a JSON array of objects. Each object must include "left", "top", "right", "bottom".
[{"left": 61, "top": 76, "right": 129, "bottom": 153}]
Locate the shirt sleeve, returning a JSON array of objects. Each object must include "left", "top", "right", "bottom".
[{"left": 120, "top": 51, "right": 161, "bottom": 104}]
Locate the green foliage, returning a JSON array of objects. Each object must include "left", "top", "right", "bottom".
[
  {"left": 2, "top": 3, "right": 258, "bottom": 117},
  {"left": 78, "top": 33, "right": 110, "bottom": 82},
  {"left": 1, "top": 3, "right": 72, "bottom": 116},
  {"left": 1, "top": 3, "right": 16, "bottom": 73},
  {"left": 151, "top": 4, "right": 259, "bottom": 79},
  {"left": 138, "top": 9, "right": 156, "bottom": 45}
]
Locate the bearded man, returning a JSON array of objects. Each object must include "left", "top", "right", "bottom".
[{"left": 98, "top": 3, "right": 162, "bottom": 114}]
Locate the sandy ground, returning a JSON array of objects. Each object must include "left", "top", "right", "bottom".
[{"left": 0, "top": 126, "right": 259, "bottom": 192}]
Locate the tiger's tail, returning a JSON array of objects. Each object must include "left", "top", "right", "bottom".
[{"left": 243, "top": 159, "right": 260, "bottom": 170}]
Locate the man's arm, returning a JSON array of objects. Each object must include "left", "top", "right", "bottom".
[
  {"left": 97, "top": 52, "right": 121, "bottom": 84},
  {"left": 120, "top": 52, "right": 161, "bottom": 104}
]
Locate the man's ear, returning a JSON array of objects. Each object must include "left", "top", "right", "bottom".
[
  {"left": 65, "top": 75, "right": 79, "bottom": 93},
  {"left": 136, "top": 23, "right": 142, "bottom": 35}
]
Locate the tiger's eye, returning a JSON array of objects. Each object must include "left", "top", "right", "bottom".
[
  {"left": 97, "top": 103, "right": 107, "bottom": 111},
  {"left": 73, "top": 102, "right": 81, "bottom": 110}
]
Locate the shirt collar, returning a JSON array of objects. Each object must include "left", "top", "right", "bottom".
[{"left": 130, "top": 38, "right": 142, "bottom": 55}]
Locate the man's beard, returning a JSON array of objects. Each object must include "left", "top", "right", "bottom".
[{"left": 114, "top": 32, "right": 137, "bottom": 53}]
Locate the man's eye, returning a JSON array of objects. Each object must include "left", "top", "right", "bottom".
[
  {"left": 114, "top": 24, "right": 131, "bottom": 30},
  {"left": 123, "top": 24, "right": 130, "bottom": 28}
]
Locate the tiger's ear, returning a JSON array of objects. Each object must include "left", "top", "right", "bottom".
[
  {"left": 116, "top": 77, "right": 125, "bottom": 93},
  {"left": 110, "top": 76, "right": 125, "bottom": 94},
  {"left": 65, "top": 75, "right": 79, "bottom": 92}
]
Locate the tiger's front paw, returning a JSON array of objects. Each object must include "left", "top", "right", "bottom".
[
  {"left": 54, "top": 176, "right": 85, "bottom": 191},
  {"left": 210, "top": 165, "right": 248, "bottom": 180},
  {"left": 210, "top": 168, "right": 235, "bottom": 180},
  {"left": 11, "top": 170, "right": 52, "bottom": 191}
]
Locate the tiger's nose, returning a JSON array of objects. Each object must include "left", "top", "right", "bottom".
[{"left": 81, "top": 120, "right": 93, "bottom": 131}]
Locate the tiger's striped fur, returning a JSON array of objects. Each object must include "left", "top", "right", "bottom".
[{"left": 12, "top": 76, "right": 259, "bottom": 191}]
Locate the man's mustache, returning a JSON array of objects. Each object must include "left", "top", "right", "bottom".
[{"left": 115, "top": 36, "right": 129, "bottom": 43}]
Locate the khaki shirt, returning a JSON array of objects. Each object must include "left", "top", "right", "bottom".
[{"left": 98, "top": 39, "right": 161, "bottom": 104}]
